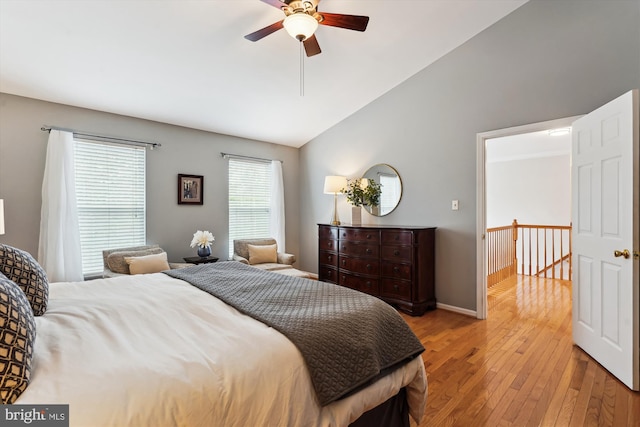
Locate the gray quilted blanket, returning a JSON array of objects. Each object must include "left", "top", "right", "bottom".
[{"left": 165, "top": 261, "right": 424, "bottom": 406}]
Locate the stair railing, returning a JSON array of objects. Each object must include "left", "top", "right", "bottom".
[{"left": 487, "top": 219, "right": 572, "bottom": 287}]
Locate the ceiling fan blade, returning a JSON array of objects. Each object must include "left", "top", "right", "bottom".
[
  {"left": 244, "top": 20, "right": 284, "bottom": 42},
  {"left": 259, "top": 0, "right": 291, "bottom": 10},
  {"left": 319, "top": 12, "right": 369, "bottom": 32},
  {"left": 303, "top": 35, "right": 321, "bottom": 57}
]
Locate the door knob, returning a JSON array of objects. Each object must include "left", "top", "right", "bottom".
[{"left": 614, "top": 249, "right": 630, "bottom": 259}]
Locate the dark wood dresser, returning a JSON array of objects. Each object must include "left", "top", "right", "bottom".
[{"left": 318, "top": 224, "right": 436, "bottom": 316}]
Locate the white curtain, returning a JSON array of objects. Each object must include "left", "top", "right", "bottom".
[
  {"left": 38, "top": 130, "right": 83, "bottom": 282},
  {"left": 269, "top": 160, "right": 286, "bottom": 252}
]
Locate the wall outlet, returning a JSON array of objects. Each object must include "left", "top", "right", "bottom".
[{"left": 452, "top": 200, "right": 459, "bottom": 210}]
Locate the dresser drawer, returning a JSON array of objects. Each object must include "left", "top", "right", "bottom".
[
  {"left": 380, "top": 245, "right": 412, "bottom": 262},
  {"left": 320, "top": 238, "right": 338, "bottom": 252},
  {"left": 319, "top": 226, "right": 339, "bottom": 240},
  {"left": 340, "top": 273, "right": 379, "bottom": 294},
  {"left": 380, "top": 279, "right": 411, "bottom": 301},
  {"left": 319, "top": 250, "right": 338, "bottom": 267},
  {"left": 340, "top": 242, "right": 379, "bottom": 258},
  {"left": 381, "top": 230, "right": 413, "bottom": 245},
  {"left": 319, "top": 266, "right": 338, "bottom": 284},
  {"left": 339, "top": 256, "right": 379, "bottom": 275},
  {"left": 381, "top": 261, "right": 412, "bottom": 280},
  {"left": 339, "top": 228, "right": 380, "bottom": 243}
]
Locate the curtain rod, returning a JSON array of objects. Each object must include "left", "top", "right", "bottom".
[
  {"left": 41, "top": 125, "right": 161, "bottom": 150},
  {"left": 220, "top": 152, "right": 282, "bottom": 163}
]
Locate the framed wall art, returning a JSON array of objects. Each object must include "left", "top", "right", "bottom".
[{"left": 178, "top": 174, "right": 203, "bottom": 205}]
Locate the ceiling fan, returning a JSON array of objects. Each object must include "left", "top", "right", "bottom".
[{"left": 244, "top": 0, "right": 370, "bottom": 57}]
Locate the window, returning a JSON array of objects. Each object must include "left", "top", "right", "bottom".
[
  {"left": 228, "top": 158, "right": 271, "bottom": 258},
  {"left": 74, "top": 140, "right": 146, "bottom": 276}
]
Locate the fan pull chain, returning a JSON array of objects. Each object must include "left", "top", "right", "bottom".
[{"left": 299, "top": 41, "right": 304, "bottom": 97}]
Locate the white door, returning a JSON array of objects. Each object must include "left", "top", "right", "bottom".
[{"left": 572, "top": 90, "right": 639, "bottom": 390}]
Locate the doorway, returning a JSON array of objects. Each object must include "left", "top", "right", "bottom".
[{"left": 476, "top": 115, "right": 582, "bottom": 319}]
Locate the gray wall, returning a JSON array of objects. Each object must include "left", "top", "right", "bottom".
[
  {"left": 298, "top": 0, "right": 640, "bottom": 311},
  {"left": 0, "top": 94, "right": 300, "bottom": 264}
]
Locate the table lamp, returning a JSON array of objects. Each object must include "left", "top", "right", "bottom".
[{"left": 323, "top": 176, "right": 347, "bottom": 226}]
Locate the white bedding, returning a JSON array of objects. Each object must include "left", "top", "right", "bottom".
[{"left": 17, "top": 273, "right": 427, "bottom": 426}]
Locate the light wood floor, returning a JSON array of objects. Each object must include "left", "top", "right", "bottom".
[{"left": 402, "top": 275, "right": 640, "bottom": 426}]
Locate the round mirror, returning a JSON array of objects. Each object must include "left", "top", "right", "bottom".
[{"left": 362, "top": 164, "right": 402, "bottom": 216}]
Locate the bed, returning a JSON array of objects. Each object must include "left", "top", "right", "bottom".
[{"left": 6, "top": 256, "right": 427, "bottom": 426}]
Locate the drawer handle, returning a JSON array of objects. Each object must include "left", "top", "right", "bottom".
[
  {"left": 366, "top": 281, "right": 372, "bottom": 288},
  {"left": 342, "top": 260, "right": 346, "bottom": 266},
  {"left": 365, "top": 248, "right": 372, "bottom": 254},
  {"left": 328, "top": 242, "right": 333, "bottom": 247},
  {"left": 327, "top": 255, "right": 332, "bottom": 261},
  {"left": 366, "top": 234, "right": 372, "bottom": 239},
  {"left": 393, "top": 284, "right": 400, "bottom": 291},
  {"left": 341, "top": 275, "right": 346, "bottom": 281},
  {"left": 393, "top": 266, "right": 400, "bottom": 273},
  {"left": 366, "top": 264, "right": 371, "bottom": 270},
  {"left": 393, "top": 250, "right": 400, "bottom": 256}
]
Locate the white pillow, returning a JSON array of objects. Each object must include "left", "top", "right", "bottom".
[
  {"left": 247, "top": 244, "right": 277, "bottom": 265},
  {"left": 124, "top": 252, "right": 170, "bottom": 275}
]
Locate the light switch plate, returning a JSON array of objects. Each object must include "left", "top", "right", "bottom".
[{"left": 452, "top": 200, "right": 459, "bottom": 210}]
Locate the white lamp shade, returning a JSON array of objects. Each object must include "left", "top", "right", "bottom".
[
  {"left": 0, "top": 199, "right": 4, "bottom": 235},
  {"left": 323, "top": 176, "right": 347, "bottom": 194},
  {"left": 283, "top": 13, "right": 319, "bottom": 41}
]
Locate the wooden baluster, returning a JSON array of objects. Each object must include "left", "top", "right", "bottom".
[
  {"left": 536, "top": 227, "right": 540, "bottom": 278},
  {"left": 560, "top": 228, "right": 564, "bottom": 280},
  {"left": 495, "top": 229, "right": 499, "bottom": 281},
  {"left": 543, "top": 227, "right": 548, "bottom": 278},
  {"left": 552, "top": 229, "right": 556, "bottom": 279},
  {"left": 528, "top": 227, "right": 532, "bottom": 277}
]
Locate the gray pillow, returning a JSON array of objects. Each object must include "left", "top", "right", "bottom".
[
  {"left": 107, "top": 247, "right": 164, "bottom": 275},
  {"left": 0, "top": 272, "right": 36, "bottom": 404},
  {"left": 0, "top": 244, "right": 48, "bottom": 316}
]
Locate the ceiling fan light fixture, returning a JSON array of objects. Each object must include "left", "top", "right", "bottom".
[{"left": 283, "top": 13, "right": 318, "bottom": 41}]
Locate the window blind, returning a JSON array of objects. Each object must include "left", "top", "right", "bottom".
[
  {"left": 228, "top": 158, "right": 271, "bottom": 258},
  {"left": 380, "top": 174, "right": 401, "bottom": 213},
  {"left": 74, "top": 139, "right": 146, "bottom": 276}
]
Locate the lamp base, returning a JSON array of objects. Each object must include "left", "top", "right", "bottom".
[{"left": 330, "top": 193, "right": 341, "bottom": 226}]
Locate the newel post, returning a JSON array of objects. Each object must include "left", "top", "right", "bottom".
[{"left": 512, "top": 219, "right": 518, "bottom": 274}]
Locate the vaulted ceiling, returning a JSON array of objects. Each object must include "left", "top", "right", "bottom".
[{"left": 0, "top": 0, "right": 527, "bottom": 147}]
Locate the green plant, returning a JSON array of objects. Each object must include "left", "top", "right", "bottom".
[
  {"left": 363, "top": 179, "right": 381, "bottom": 207},
  {"left": 342, "top": 178, "right": 382, "bottom": 207}
]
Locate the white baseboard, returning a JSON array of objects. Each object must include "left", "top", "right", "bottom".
[{"left": 436, "top": 302, "right": 477, "bottom": 318}]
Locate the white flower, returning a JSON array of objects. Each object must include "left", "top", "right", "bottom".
[{"left": 190, "top": 230, "right": 215, "bottom": 248}]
